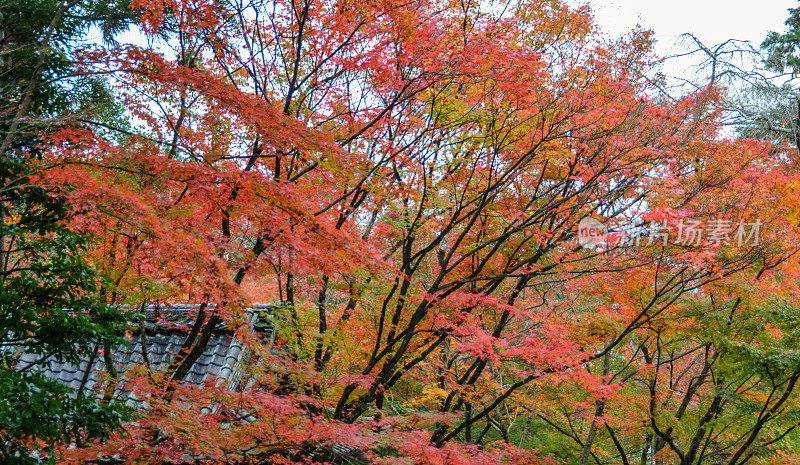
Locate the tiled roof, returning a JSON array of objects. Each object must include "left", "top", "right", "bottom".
[
  {"left": 19, "top": 333, "right": 246, "bottom": 405},
  {"left": 136, "top": 303, "right": 277, "bottom": 335},
  {"left": 17, "top": 304, "right": 366, "bottom": 463},
  {"left": 18, "top": 304, "right": 280, "bottom": 404}
]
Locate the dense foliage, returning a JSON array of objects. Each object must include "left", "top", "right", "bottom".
[
  {"left": 6, "top": 0, "right": 800, "bottom": 464},
  {"left": 0, "top": 0, "right": 133, "bottom": 461}
]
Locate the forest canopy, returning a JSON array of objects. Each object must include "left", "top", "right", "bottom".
[{"left": 4, "top": 0, "right": 800, "bottom": 464}]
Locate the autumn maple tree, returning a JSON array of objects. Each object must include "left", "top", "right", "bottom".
[{"left": 6, "top": 0, "right": 800, "bottom": 463}]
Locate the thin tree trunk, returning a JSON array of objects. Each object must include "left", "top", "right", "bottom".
[
  {"left": 0, "top": 0, "right": 75, "bottom": 159},
  {"left": 579, "top": 399, "right": 606, "bottom": 465},
  {"left": 580, "top": 351, "right": 612, "bottom": 465},
  {"left": 640, "top": 432, "right": 653, "bottom": 465}
]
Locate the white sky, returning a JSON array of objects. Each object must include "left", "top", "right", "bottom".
[
  {"left": 588, "top": 0, "right": 797, "bottom": 54},
  {"left": 582, "top": 0, "right": 799, "bottom": 94}
]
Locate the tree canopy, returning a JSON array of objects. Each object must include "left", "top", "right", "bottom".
[{"left": 5, "top": 0, "right": 800, "bottom": 464}]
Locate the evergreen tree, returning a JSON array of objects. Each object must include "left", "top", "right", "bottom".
[{"left": 0, "top": 0, "right": 134, "bottom": 461}]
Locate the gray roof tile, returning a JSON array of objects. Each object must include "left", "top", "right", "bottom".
[{"left": 20, "top": 305, "right": 280, "bottom": 402}]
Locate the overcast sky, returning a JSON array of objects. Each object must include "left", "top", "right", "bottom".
[{"left": 588, "top": 0, "right": 797, "bottom": 54}]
